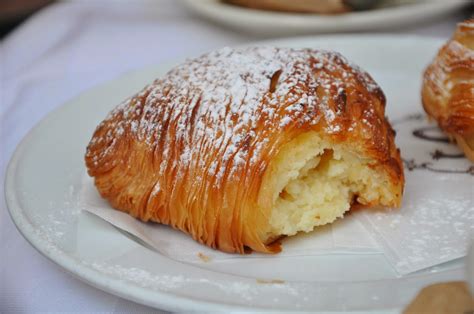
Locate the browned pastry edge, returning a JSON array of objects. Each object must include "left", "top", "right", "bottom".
[
  {"left": 422, "top": 19, "right": 474, "bottom": 162},
  {"left": 404, "top": 281, "right": 474, "bottom": 314}
]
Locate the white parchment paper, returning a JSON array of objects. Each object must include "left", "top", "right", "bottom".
[{"left": 357, "top": 114, "right": 474, "bottom": 275}]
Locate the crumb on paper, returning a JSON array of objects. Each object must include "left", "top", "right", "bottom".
[
  {"left": 197, "top": 252, "right": 211, "bottom": 263},
  {"left": 256, "top": 278, "right": 285, "bottom": 284}
]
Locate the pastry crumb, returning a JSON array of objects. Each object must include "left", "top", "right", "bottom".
[{"left": 197, "top": 252, "right": 211, "bottom": 262}]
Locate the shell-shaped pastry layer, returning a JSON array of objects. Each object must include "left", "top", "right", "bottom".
[
  {"left": 86, "top": 47, "right": 403, "bottom": 253},
  {"left": 422, "top": 19, "right": 474, "bottom": 161}
]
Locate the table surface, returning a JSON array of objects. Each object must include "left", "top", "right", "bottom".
[{"left": 1, "top": 1, "right": 472, "bottom": 312}]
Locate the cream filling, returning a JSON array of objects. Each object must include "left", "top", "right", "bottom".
[{"left": 266, "top": 132, "right": 393, "bottom": 238}]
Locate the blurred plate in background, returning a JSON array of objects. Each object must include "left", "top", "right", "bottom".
[{"left": 183, "top": 0, "right": 469, "bottom": 36}]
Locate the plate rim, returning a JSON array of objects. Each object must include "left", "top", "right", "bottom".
[
  {"left": 4, "top": 34, "right": 457, "bottom": 312},
  {"left": 183, "top": 0, "right": 468, "bottom": 33}
]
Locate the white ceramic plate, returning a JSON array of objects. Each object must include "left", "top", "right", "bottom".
[
  {"left": 183, "top": 0, "right": 468, "bottom": 36},
  {"left": 5, "top": 35, "right": 468, "bottom": 312}
]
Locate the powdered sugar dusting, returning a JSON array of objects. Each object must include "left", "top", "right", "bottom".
[
  {"left": 85, "top": 262, "right": 299, "bottom": 301},
  {"left": 359, "top": 178, "right": 474, "bottom": 275},
  {"left": 87, "top": 47, "right": 383, "bottom": 184}
]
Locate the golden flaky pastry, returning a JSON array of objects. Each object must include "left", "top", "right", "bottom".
[
  {"left": 85, "top": 47, "right": 404, "bottom": 254},
  {"left": 422, "top": 19, "right": 474, "bottom": 162}
]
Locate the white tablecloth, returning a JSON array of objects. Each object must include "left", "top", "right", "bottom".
[{"left": 0, "top": 1, "right": 471, "bottom": 312}]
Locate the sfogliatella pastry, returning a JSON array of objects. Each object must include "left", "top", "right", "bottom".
[
  {"left": 85, "top": 47, "right": 404, "bottom": 254},
  {"left": 422, "top": 19, "right": 474, "bottom": 162}
]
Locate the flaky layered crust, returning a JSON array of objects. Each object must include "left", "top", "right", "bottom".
[
  {"left": 422, "top": 19, "right": 474, "bottom": 161},
  {"left": 85, "top": 47, "right": 403, "bottom": 254}
]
